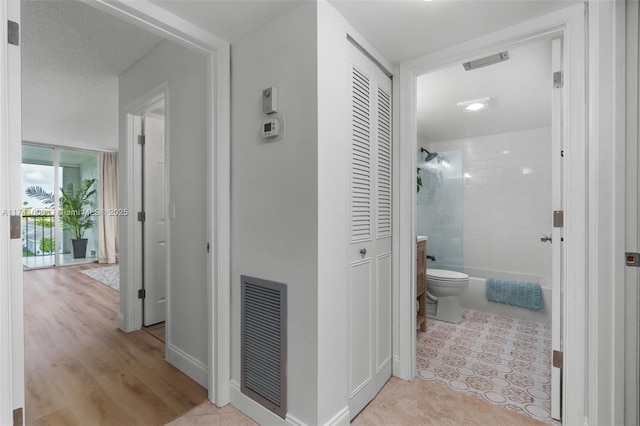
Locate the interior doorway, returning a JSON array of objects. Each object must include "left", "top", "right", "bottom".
[
  {"left": 413, "top": 34, "right": 564, "bottom": 424},
  {"left": 138, "top": 98, "right": 168, "bottom": 330}
]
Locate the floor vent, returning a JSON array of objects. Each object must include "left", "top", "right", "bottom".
[{"left": 241, "top": 275, "right": 287, "bottom": 418}]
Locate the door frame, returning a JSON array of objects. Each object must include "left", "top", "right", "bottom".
[
  {"left": 88, "top": 0, "right": 232, "bottom": 405},
  {"left": 395, "top": 4, "right": 587, "bottom": 422},
  {"left": 624, "top": 1, "right": 639, "bottom": 424},
  {"left": 122, "top": 85, "right": 168, "bottom": 332},
  {"left": 1, "top": 0, "right": 23, "bottom": 422}
]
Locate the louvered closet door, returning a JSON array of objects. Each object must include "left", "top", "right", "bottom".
[{"left": 347, "top": 41, "right": 392, "bottom": 419}]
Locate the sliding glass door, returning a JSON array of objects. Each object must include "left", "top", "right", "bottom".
[
  {"left": 22, "top": 144, "right": 99, "bottom": 269},
  {"left": 21, "top": 145, "right": 56, "bottom": 268}
]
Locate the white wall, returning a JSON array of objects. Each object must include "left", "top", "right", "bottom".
[
  {"left": 422, "top": 127, "right": 553, "bottom": 286},
  {"left": 231, "top": 3, "right": 396, "bottom": 424},
  {"left": 119, "top": 40, "right": 209, "bottom": 385},
  {"left": 230, "top": 3, "right": 320, "bottom": 424},
  {"left": 316, "top": 2, "right": 353, "bottom": 424}
]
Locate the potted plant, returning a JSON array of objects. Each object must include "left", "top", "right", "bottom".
[{"left": 25, "top": 178, "right": 97, "bottom": 259}]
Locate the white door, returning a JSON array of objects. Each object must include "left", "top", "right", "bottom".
[
  {"left": 550, "top": 37, "right": 564, "bottom": 421},
  {"left": 142, "top": 111, "right": 167, "bottom": 326},
  {"left": 347, "top": 42, "right": 393, "bottom": 418}
]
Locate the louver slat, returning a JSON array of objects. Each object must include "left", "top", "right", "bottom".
[
  {"left": 377, "top": 87, "right": 392, "bottom": 237},
  {"left": 241, "top": 276, "right": 287, "bottom": 418},
  {"left": 351, "top": 66, "right": 371, "bottom": 242}
]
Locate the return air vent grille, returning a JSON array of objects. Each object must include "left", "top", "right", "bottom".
[
  {"left": 241, "top": 275, "right": 287, "bottom": 419},
  {"left": 351, "top": 65, "right": 372, "bottom": 243},
  {"left": 376, "top": 86, "right": 392, "bottom": 238}
]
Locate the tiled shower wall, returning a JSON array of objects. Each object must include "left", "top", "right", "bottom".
[{"left": 425, "top": 127, "right": 552, "bottom": 286}]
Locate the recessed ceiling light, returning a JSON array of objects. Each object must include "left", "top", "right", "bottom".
[{"left": 457, "top": 97, "right": 492, "bottom": 112}]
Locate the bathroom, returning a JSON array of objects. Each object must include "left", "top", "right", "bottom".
[{"left": 415, "top": 35, "right": 559, "bottom": 423}]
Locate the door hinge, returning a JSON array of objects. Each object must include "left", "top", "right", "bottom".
[
  {"left": 206, "top": 242, "right": 210, "bottom": 253},
  {"left": 553, "top": 71, "right": 564, "bottom": 88},
  {"left": 8, "top": 21, "right": 19, "bottom": 46},
  {"left": 626, "top": 252, "right": 640, "bottom": 267},
  {"left": 561, "top": 150, "right": 564, "bottom": 157},
  {"left": 137, "top": 211, "right": 145, "bottom": 222},
  {"left": 553, "top": 210, "right": 564, "bottom": 228},
  {"left": 138, "top": 288, "right": 146, "bottom": 299},
  {"left": 138, "top": 135, "right": 145, "bottom": 145},
  {"left": 553, "top": 350, "right": 563, "bottom": 369}
]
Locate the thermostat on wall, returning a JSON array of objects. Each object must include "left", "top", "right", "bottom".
[
  {"left": 263, "top": 87, "right": 278, "bottom": 114},
  {"left": 262, "top": 118, "right": 280, "bottom": 138}
]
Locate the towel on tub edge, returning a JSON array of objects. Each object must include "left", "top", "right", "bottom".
[{"left": 486, "top": 278, "right": 543, "bottom": 311}]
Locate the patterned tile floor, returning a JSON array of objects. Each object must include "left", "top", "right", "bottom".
[{"left": 416, "top": 308, "right": 558, "bottom": 424}]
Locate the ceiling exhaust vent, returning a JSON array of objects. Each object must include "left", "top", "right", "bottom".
[{"left": 463, "top": 51, "right": 509, "bottom": 71}]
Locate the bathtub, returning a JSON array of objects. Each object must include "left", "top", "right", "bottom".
[{"left": 455, "top": 267, "right": 552, "bottom": 325}]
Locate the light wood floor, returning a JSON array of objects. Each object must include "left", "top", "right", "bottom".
[
  {"left": 24, "top": 264, "right": 208, "bottom": 425},
  {"left": 143, "top": 322, "right": 166, "bottom": 343},
  {"left": 25, "top": 264, "right": 546, "bottom": 425}
]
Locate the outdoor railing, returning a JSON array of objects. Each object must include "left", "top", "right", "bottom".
[{"left": 22, "top": 214, "right": 56, "bottom": 259}]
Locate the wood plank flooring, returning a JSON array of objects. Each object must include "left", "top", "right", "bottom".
[{"left": 24, "top": 264, "right": 208, "bottom": 425}]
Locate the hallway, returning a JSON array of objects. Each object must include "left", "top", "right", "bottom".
[{"left": 23, "top": 264, "right": 207, "bottom": 424}]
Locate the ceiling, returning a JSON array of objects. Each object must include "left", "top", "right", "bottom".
[
  {"left": 22, "top": 0, "right": 163, "bottom": 150},
  {"left": 417, "top": 36, "right": 553, "bottom": 142},
  {"left": 21, "top": 0, "right": 579, "bottom": 152},
  {"left": 151, "top": 0, "right": 578, "bottom": 63},
  {"left": 152, "top": 0, "right": 308, "bottom": 44},
  {"left": 328, "top": 0, "right": 578, "bottom": 64}
]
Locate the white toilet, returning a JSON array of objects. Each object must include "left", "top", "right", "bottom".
[{"left": 427, "top": 269, "right": 469, "bottom": 324}]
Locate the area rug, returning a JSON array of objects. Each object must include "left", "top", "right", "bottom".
[
  {"left": 80, "top": 265, "right": 120, "bottom": 292},
  {"left": 417, "top": 308, "right": 556, "bottom": 424}
]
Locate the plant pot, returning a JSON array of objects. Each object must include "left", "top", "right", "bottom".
[{"left": 71, "top": 238, "right": 88, "bottom": 259}]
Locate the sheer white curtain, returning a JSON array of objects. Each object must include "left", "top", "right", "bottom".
[{"left": 98, "top": 152, "right": 119, "bottom": 263}]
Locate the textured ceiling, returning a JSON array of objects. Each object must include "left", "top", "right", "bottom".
[
  {"left": 417, "top": 36, "right": 553, "bottom": 142},
  {"left": 21, "top": 0, "right": 580, "bottom": 151},
  {"left": 151, "top": 0, "right": 308, "bottom": 43},
  {"left": 22, "top": 0, "right": 163, "bottom": 150}
]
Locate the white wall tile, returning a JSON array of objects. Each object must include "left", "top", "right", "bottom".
[{"left": 425, "top": 127, "right": 552, "bottom": 285}]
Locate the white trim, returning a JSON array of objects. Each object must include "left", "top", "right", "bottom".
[
  {"left": 0, "top": 0, "right": 14, "bottom": 421},
  {"left": 22, "top": 141, "right": 117, "bottom": 154},
  {"left": 322, "top": 406, "right": 350, "bottom": 426},
  {"left": 587, "top": 1, "right": 628, "bottom": 425},
  {"left": 396, "top": 4, "right": 587, "bottom": 423},
  {"left": 122, "top": 82, "right": 169, "bottom": 337},
  {"left": 88, "top": 0, "right": 231, "bottom": 406},
  {"left": 120, "top": 112, "right": 143, "bottom": 333},
  {"left": 166, "top": 343, "right": 208, "bottom": 388},
  {"left": 6, "top": 0, "right": 24, "bottom": 418},
  {"left": 230, "top": 380, "right": 350, "bottom": 426},
  {"left": 230, "top": 381, "right": 290, "bottom": 426},
  {"left": 625, "top": 2, "right": 640, "bottom": 424}
]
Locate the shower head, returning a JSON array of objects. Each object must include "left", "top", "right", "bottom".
[{"left": 420, "top": 147, "right": 438, "bottom": 162}]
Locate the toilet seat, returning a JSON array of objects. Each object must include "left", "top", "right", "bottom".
[{"left": 427, "top": 269, "right": 469, "bottom": 281}]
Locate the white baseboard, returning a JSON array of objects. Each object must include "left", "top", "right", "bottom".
[
  {"left": 230, "top": 380, "right": 290, "bottom": 425},
  {"left": 322, "top": 406, "right": 350, "bottom": 426},
  {"left": 230, "top": 381, "right": 350, "bottom": 426},
  {"left": 117, "top": 313, "right": 125, "bottom": 331},
  {"left": 166, "top": 343, "right": 208, "bottom": 388}
]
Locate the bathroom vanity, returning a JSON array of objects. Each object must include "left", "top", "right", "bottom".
[{"left": 416, "top": 237, "right": 427, "bottom": 331}]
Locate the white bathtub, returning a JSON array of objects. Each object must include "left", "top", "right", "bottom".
[{"left": 455, "top": 267, "right": 552, "bottom": 325}]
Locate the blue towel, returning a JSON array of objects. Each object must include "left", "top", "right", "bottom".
[{"left": 486, "top": 278, "right": 543, "bottom": 311}]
